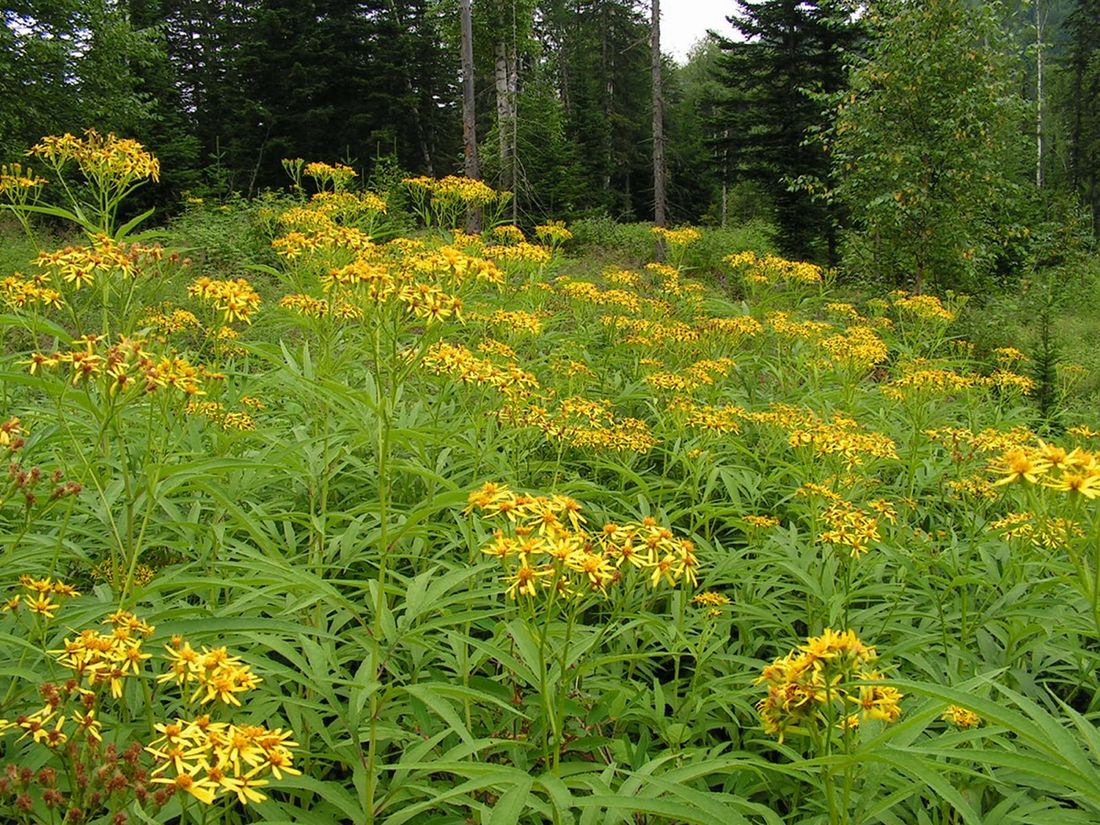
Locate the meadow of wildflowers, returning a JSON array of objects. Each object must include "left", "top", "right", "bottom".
[{"left": 1, "top": 132, "right": 1099, "bottom": 823}]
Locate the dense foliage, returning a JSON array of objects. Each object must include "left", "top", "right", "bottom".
[
  {"left": 819, "top": 0, "right": 1029, "bottom": 291},
  {"left": 0, "top": 132, "right": 1099, "bottom": 823}
]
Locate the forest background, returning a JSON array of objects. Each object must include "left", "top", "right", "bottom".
[{"left": 4, "top": 0, "right": 1099, "bottom": 286}]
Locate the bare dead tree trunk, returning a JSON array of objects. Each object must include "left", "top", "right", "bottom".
[
  {"left": 495, "top": 41, "right": 513, "bottom": 193},
  {"left": 651, "top": 0, "right": 667, "bottom": 228},
  {"left": 460, "top": 0, "right": 481, "bottom": 231},
  {"left": 493, "top": 36, "right": 519, "bottom": 222},
  {"left": 507, "top": 38, "right": 519, "bottom": 223},
  {"left": 720, "top": 128, "right": 729, "bottom": 228}
]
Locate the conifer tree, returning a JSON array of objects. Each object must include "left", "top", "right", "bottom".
[
  {"left": 1066, "top": 0, "right": 1100, "bottom": 231},
  {"left": 711, "top": 0, "right": 859, "bottom": 262}
]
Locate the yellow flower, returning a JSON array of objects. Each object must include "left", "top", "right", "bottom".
[
  {"left": 850, "top": 682, "right": 904, "bottom": 723},
  {"left": 990, "top": 448, "right": 1052, "bottom": 486},
  {"left": 942, "top": 704, "right": 981, "bottom": 729},
  {"left": 27, "top": 594, "right": 60, "bottom": 619},
  {"left": 504, "top": 557, "right": 552, "bottom": 599},
  {"left": 1043, "top": 470, "right": 1100, "bottom": 499},
  {"left": 153, "top": 771, "right": 219, "bottom": 805},
  {"left": 220, "top": 774, "right": 269, "bottom": 805}
]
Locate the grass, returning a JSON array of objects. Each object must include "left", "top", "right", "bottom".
[{"left": 1, "top": 148, "right": 1100, "bottom": 824}]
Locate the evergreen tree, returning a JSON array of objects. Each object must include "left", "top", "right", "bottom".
[
  {"left": 537, "top": 0, "right": 653, "bottom": 219},
  {"left": 1065, "top": 0, "right": 1100, "bottom": 231},
  {"left": 663, "top": 42, "right": 724, "bottom": 224},
  {"left": 710, "top": 0, "right": 859, "bottom": 262}
]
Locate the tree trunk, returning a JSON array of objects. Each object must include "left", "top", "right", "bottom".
[
  {"left": 493, "top": 37, "right": 518, "bottom": 221},
  {"left": 460, "top": 0, "right": 481, "bottom": 231},
  {"left": 651, "top": 0, "right": 666, "bottom": 228},
  {"left": 495, "top": 41, "right": 512, "bottom": 191}
]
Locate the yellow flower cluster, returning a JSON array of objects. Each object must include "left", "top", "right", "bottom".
[
  {"left": 818, "top": 325, "right": 888, "bottom": 371},
  {"left": 484, "top": 241, "right": 552, "bottom": 264},
  {"left": 756, "top": 629, "right": 902, "bottom": 742},
  {"left": 883, "top": 364, "right": 977, "bottom": 399},
  {"left": 91, "top": 557, "right": 156, "bottom": 586},
  {"left": 992, "top": 346, "right": 1027, "bottom": 365},
  {"left": 1, "top": 272, "right": 63, "bottom": 310},
  {"left": 825, "top": 302, "right": 861, "bottom": 322},
  {"left": 497, "top": 398, "right": 660, "bottom": 454},
  {"left": 601, "top": 315, "right": 700, "bottom": 347},
  {"left": 988, "top": 511, "right": 1084, "bottom": 548},
  {"left": 26, "top": 334, "right": 206, "bottom": 397},
  {"left": 0, "top": 416, "right": 25, "bottom": 451},
  {"left": 1, "top": 576, "right": 80, "bottom": 619},
  {"left": 406, "top": 245, "right": 506, "bottom": 287},
  {"left": 188, "top": 277, "right": 261, "bottom": 324},
  {"left": 946, "top": 475, "right": 998, "bottom": 501},
  {"left": 2, "top": 594, "right": 299, "bottom": 812},
  {"left": 28, "top": 129, "right": 160, "bottom": 185},
  {"left": 421, "top": 342, "right": 541, "bottom": 401},
  {"left": 989, "top": 443, "right": 1100, "bottom": 498},
  {"left": 535, "top": 221, "right": 573, "bottom": 245},
  {"left": 311, "top": 190, "right": 387, "bottom": 219},
  {"left": 605, "top": 268, "right": 640, "bottom": 288},
  {"left": 890, "top": 291, "right": 955, "bottom": 322},
  {"left": 279, "top": 292, "right": 362, "bottom": 320},
  {"left": 477, "top": 338, "right": 517, "bottom": 360},
  {"left": 985, "top": 370, "right": 1036, "bottom": 394},
  {"left": 942, "top": 705, "right": 981, "bottom": 729},
  {"left": 751, "top": 407, "right": 897, "bottom": 466},
  {"left": 817, "top": 497, "right": 884, "bottom": 558},
  {"left": 555, "top": 277, "right": 599, "bottom": 302},
  {"left": 472, "top": 308, "right": 544, "bottom": 335},
  {"left": 53, "top": 610, "right": 155, "bottom": 698},
  {"left": 158, "top": 639, "right": 261, "bottom": 706},
  {"left": 645, "top": 358, "right": 736, "bottom": 393},
  {"left": 397, "top": 282, "right": 464, "bottom": 323},
  {"left": 318, "top": 258, "right": 391, "bottom": 296},
  {"left": 1069, "top": 424, "right": 1100, "bottom": 439},
  {"left": 147, "top": 717, "right": 299, "bottom": 805},
  {"left": 279, "top": 206, "right": 336, "bottom": 234},
  {"left": 271, "top": 226, "right": 374, "bottom": 258},
  {"left": 744, "top": 515, "right": 780, "bottom": 529},
  {"left": 924, "top": 425, "right": 1035, "bottom": 456},
  {"left": 692, "top": 590, "right": 731, "bottom": 617},
  {"left": 467, "top": 482, "right": 699, "bottom": 596},
  {"left": 652, "top": 225, "right": 701, "bottom": 246},
  {"left": 766, "top": 311, "right": 832, "bottom": 340},
  {"left": 645, "top": 262, "right": 685, "bottom": 297},
  {"left": 404, "top": 175, "right": 503, "bottom": 215},
  {"left": 702, "top": 315, "right": 763, "bottom": 340},
  {"left": 0, "top": 162, "right": 47, "bottom": 202},
  {"left": 35, "top": 235, "right": 161, "bottom": 290},
  {"left": 988, "top": 510, "right": 1034, "bottom": 538},
  {"left": 434, "top": 175, "right": 500, "bottom": 206},
  {"left": 186, "top": 401, "right": 256, "bottom": 431},
  {"left": 303, "top": 161, "right": 357, "bottom": 190},
  {"left": 142, "top": 306, "right": 201, "bottom": 336},
  {"left": 557, "top": 278, "right": 643, "bottom": 314},
  {"left": 554, "top": 359, "right": 595, "bottom": 379},
  {"left": 491, "top": 224, "right": 526, "bottom": 243},
  {"left": 727, "top": 251, "right": 824, "bottom": 285}
]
